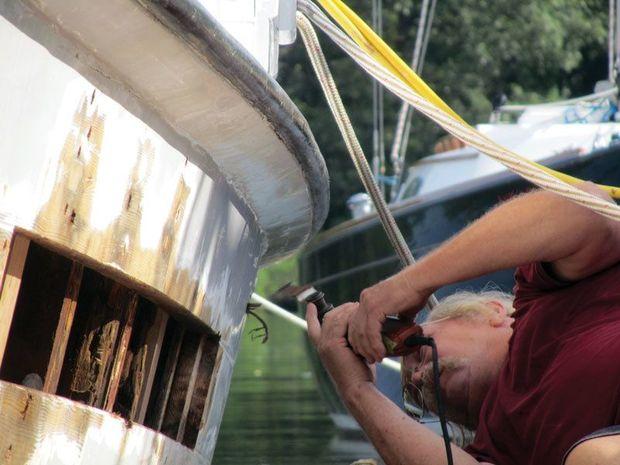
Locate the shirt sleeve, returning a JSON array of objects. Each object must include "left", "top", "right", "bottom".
[
  {"left": 465, "top": 444, "right": 494, "bottom": 463},
  {"left": 513, "top": 262, "right": 572, "bottom": 306}
]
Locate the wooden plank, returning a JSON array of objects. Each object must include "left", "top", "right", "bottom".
[
  {"left": 0, "top": 235, "right": 30, "bottom": 368},
  {"left": 43, "top": 261, "right": 84, "bottom": 394},
  {"left": 0, "top": 381, "right": 196, "bottom": 465},
  {"left": 0, "top": 226, "right": 14, "bottom": 293},
  {"left": 132, "top": 309, "right": 169, "bottom": 423},
  {"left": 104, "top": 292, "right": 139, "bottom": 411},
  {"left": 176, "top": 335, "right": 205, "bottom": 442},
  {"left": 155, "top": 326, "right": 185, "bottom": 431}
]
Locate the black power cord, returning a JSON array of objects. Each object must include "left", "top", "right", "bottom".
[{"left": 406, "top": 335, "right": 454, "bottom": 465}]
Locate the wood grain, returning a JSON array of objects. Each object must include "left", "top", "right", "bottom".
[
  {"left": 104, "top": 292, "right": 139, "bottom": 411},
  {"left": 0, "top": 381, "right": 194, "bottom": 465},
  {"left": 43, "top": 261, "right": 84, "bottom": 394},
  {"left": 155, "top": 325, "right": 185, "bottom": 431},
  {"left": 0, "top": 226, "right": 14, "bottom": 293},
  {"left": 133, "top": 309, "right": 169, "bottom": 423},
  {"left": 176, "top": 336, "right": 205, "bottom": 442},
  {"left": 0, "top": 236, "right": 29, "bottom": 368}
]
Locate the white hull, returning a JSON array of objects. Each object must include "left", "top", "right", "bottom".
[{"left": 0, "top": 1, "right": 329, "bottom": 464}]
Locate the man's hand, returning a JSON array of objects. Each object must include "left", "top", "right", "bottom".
[
  {"left": 348, "top": 275, "right": 432, "bottom": 363},
  {"left": 308, "top": 303, "right": 481, "bottom": 465},
  {"left": 306, "top": 302, "right": 375, "bottom": 396}
]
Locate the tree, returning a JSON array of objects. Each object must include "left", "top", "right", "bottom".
[{"left": 278, "top": 0, "right": 609, "bottom": 227}]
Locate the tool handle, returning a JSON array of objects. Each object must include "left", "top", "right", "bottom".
[
  {"left": 303, "top": 291, "right": 427, "bottom": 356},
  {"left": 305, "top": 291, "right": 334, "bottom": 323}
]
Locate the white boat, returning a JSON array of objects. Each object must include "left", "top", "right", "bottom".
[{"left": 0, "top": 0, "right": 328, "bottom": 464}]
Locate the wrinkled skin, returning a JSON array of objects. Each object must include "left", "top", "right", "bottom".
[{"left": 401, "top": 302, "right": 514, "bottom": 429}]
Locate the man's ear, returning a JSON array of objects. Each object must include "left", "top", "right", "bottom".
[{"left": 486, "top": 300, "right": 513, "bottom": 328}]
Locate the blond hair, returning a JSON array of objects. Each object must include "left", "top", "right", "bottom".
[{"left": 426, "top": 290, "right": 515, "bottom": 324}]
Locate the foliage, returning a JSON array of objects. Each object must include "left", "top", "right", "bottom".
[
  {"left": 278, "top": 0, "right": 609, "bottom": 227},
  {"left": 255, "top": 254, "right": 299, "bottom": 297}
]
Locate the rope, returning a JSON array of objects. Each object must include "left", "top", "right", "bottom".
[
  {"left": 298, "top": 0, "right": 620, "bottom": 222},
  {"left": 297, "top": 13, "right": 439, "bottom": 309},
  {"left": 305, "top": 0, "right": 620, "bottom": 202}
]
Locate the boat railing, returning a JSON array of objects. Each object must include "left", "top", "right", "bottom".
[{"left": 491, "top": 86, "right": 619, "bottom": 122}]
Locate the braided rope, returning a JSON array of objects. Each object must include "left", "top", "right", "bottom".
[
  {"left": 299, "top": 0, "right": 620, "bottom": 221},
  {"left": 297, "top": 13, "right": 439, "bottom": 308}
]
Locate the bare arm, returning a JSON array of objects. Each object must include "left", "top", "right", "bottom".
[
  {"left": 344, "top": 383, "right": 480, "bottom": 465},
  {"left": 350, "top": 185, "right": 620, "bottom": 362}
]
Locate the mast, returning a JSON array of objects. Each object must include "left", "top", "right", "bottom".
[
  {"left": 371, "top": 0, "right": 386, "bottom": 196},
  {"left": 610, "top": 0, "right": 617, "bottom": 82},
  {"left": 616, "top": 0, "right": 620, "bottom": 83},
  {"left": 389, "top": 0, "right": 437, "bottom": 201}
]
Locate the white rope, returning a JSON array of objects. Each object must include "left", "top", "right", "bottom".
[
  {"left": 298, "top": 0, "right": 620, "bottom": 222},
  {"left": 296, "top": 12, "right": 439, "bottom": 309},
  {"left": 251, "top": 293, "right": 402, "bottom": 372}
]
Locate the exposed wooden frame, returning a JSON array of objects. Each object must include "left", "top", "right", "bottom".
[
  {"left": 155, "top": 325, "right": 185, "bottom": 431},
  {"left": 190, "top": 344, "right": 224, "bottom": 446},
  {"left": 132, "top": 309, "right": 169, "bottom": 423},
  {"left": 0, "top": 226, "right": 14, "bottom": 293},
  {"left": 176, "top": 336, "right": 205, "bottom": 442},
  {"left": 43, "top": 261, "right": 84, "bottom": 394},
  {"left": 0, "top": 235, "right": 30, "bottom": 368},
  {"left": 104, "top": 292, "right": 139, "bottom": 411}
]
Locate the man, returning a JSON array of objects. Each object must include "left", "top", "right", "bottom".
[{"left": 306, "top": 184, "right": 620, "bottom": 464}]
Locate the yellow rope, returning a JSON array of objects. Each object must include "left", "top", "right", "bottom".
[{"left": 316, "top": 0, "right": 620, "bottom": 199}]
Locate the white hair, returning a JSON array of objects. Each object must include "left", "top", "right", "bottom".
[{"left": 426, "top": 290, "right": 515, "bottom": 324}]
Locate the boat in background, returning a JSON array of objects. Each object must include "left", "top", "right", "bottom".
[
  {"left": 299, "top": 87, "right": 620, "bottom": 433},
  {"left": 0, "top": 0, "right": 328, "bottom": 464}
]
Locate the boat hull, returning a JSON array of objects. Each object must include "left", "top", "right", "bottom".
[{"left": 0, "top": 0, "right": 329, "bottom": 463}]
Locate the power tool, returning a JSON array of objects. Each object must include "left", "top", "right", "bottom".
[{"left": 300, "top": 288, "right": 425, "bottom": 357}]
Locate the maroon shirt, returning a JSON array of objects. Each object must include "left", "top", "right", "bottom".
[{"left": 466, "top": 262, "right": 620, "bottom": 464}]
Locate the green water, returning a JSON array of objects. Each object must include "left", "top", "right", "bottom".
[{"left": 213, "top": 313, "right": 380, "bottom": 465}]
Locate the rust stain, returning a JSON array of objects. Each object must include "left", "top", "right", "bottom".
[
  {"left": 29, "top": 89, "right": 203, "bottom": 322},
  {"left": 19, "top": 394, "right": 33, "bottom": 420},
  {"left": 4, "top": 444, "right": 12, "bottom": 462}
]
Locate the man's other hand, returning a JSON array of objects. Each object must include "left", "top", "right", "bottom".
[{"left": 306, "top": 302, "right": 375, "bottom": 396}]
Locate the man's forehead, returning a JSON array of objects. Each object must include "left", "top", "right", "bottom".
[{"left": 420, "top": 316, "right": 453, "bottom": 335}]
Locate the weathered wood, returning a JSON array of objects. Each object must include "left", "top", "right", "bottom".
[
  {"left": 133, "top": 309, "right": 169, "bottom": 423},
  {"left": 0, "top": 381, "right": 194, "bottom": 465},
  {"left": 176, "top": 336, "right": 205, "bottom": 442},
  {"left": 155, "top": 325, "right": 185, "bottom": 431},
  {"left": 0, "top": 236, "right": 30, "bottom": 368},
  {"left": 182, "top": 339, "right": 221, "bottom": 448},
  {"left": 104, "top": 293, "right": 139, "bottom": 411},
  {"left": 0, "top": 226, "right": 14, "bottom": 293},
  {"left": 67, "top": 279, "right": 127, "bottom": 408},
  {"left": 43, "top": 261, "right": 84, "bottom": 394}
]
